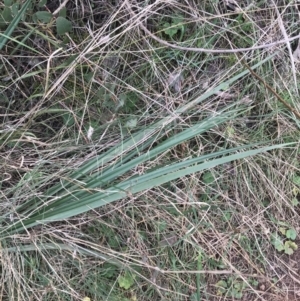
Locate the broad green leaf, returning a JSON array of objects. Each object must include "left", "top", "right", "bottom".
[
  {"left": 271, "top": 232, "right": 284, "bottom": 251},
  {"left": 4, "top": 0, "right": 12, "bottom": 6},
  {"left": 284, "top": 241, "right": 298, "bottom": 255},
  {"left": 56, "top": 16, "right": 72, "bottom": 35},
  {"left": 202, "top": 171, "right": 215, "bottom": 184},
  {"left": 35, "top": 11, "right": 52, "bottom": 23},
  {"left": 293, "top": 175, "right": 300, "bottom": 186},
  {"left": 216, "top": 280, "right": 227, "bottom": 295},
  {"left": 163, "top": 22, "right": 178, "bottom": 38},
  {"left": 2, "top": 7, "right": 13, "bottom": 22},
  {"left": 292, "top": 198, "right": 299, "bottom": 206},
  {"left": 11, "top": 3, "right": 19, "bottom": 16},
  {"left": 231, "top": 291, "right": 243, "bottom": 299},
  {"left": 279, "top": 227, "right": 286, "bottom": 235},
  {"left": 118, "top": 272, "right": 135, "bottom": 290},
  {"left": 58, "top": 7, "right": 67, "bottom": 18},
  {"left": 286, "top": 228, "right": 297, "bottom": 240},
  {"left": 38, "top": 0, "right": 47, "bottom": 7},
  {"left": 173, "top": 15, "right": 184, "bottom": 25},
  {"left": 275, "top": 243, "right": 284, "bottom": 252},
  {"left": 125, "top": 118, "right": 137, "bottom": 128}
]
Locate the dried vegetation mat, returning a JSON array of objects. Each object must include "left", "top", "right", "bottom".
[{"left": 1, "top": 0, "right": 300, "bottom": 300}]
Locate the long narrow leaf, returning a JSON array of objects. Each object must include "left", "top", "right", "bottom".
[
  {"left": 44, "top": 51, "right": 269, "bottom": 198},
  {"left": 18, "top": 104, "right": 246, "bottom": 218},
  {"left": 50, "top": 51, "right": 277, "bottom": 186},
  {"left": 21, "top": 141, "right": 262, "bottom": 218},
  {"left": 3, "top": 143, "right": 293, "bottom": 235},
  {"left": 1, "top": 52, "right": 280, "bottom": 236},
  {"left": 0, "top": 0, "right": 31, "bottom": 50},
  {"left": 45, "top": 107, "right": 242, "bottom": 207}
]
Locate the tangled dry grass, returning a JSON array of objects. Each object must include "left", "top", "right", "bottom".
[{"left": 1, "top": 0, "right": 300, "bottom": 300}]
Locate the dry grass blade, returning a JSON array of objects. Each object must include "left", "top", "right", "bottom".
[
  {"left": 1, "top": 1, "right": 300, "bottom": 300},
  {"left": 239, "top": 57, "right": 300, "bottom": 119}
]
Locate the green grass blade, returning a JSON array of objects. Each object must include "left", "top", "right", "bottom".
[
  {"left": 0, "top": 0, "right": 31, "bottom": 50},
  {"left": 54, "top": 51, "right": 276, "bottom": 182},
  {"left": 51, "top": 108, "right": 242, "bottom": 198},
  {"left": 18, "top": 106, "right": 244, "bottom": 215},
  {"left": 2, "top": 143, "right": 293, "bottom": 235}
]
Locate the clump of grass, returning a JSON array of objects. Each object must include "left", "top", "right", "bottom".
[{"left": 1, "top": 0, "right": 300, "bottom": 301}]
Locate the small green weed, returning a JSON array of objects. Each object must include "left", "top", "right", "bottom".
[
  {"left": 293, "top": 174, "right": 300, "bottom": 186},
  {"left": 0, "top": 0, "right": 72, "bottom": 34},
  {"left": 292, "top": 175, "right": 300, "bottom": 206},
  {"left": 271, "top": 227, "right": 298, "bottom": 255},
  {"left": 161, "top": 14, "right": 185, "bottom": 40},
  {"left": 118, "top": 271, "right": 136, "bottom": 290},
  {"left": 33, "top": 1, "right": 72, "bottom": 35},
  {"left": 215, "top": 276, "right": 258, "bottom": 299}
]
